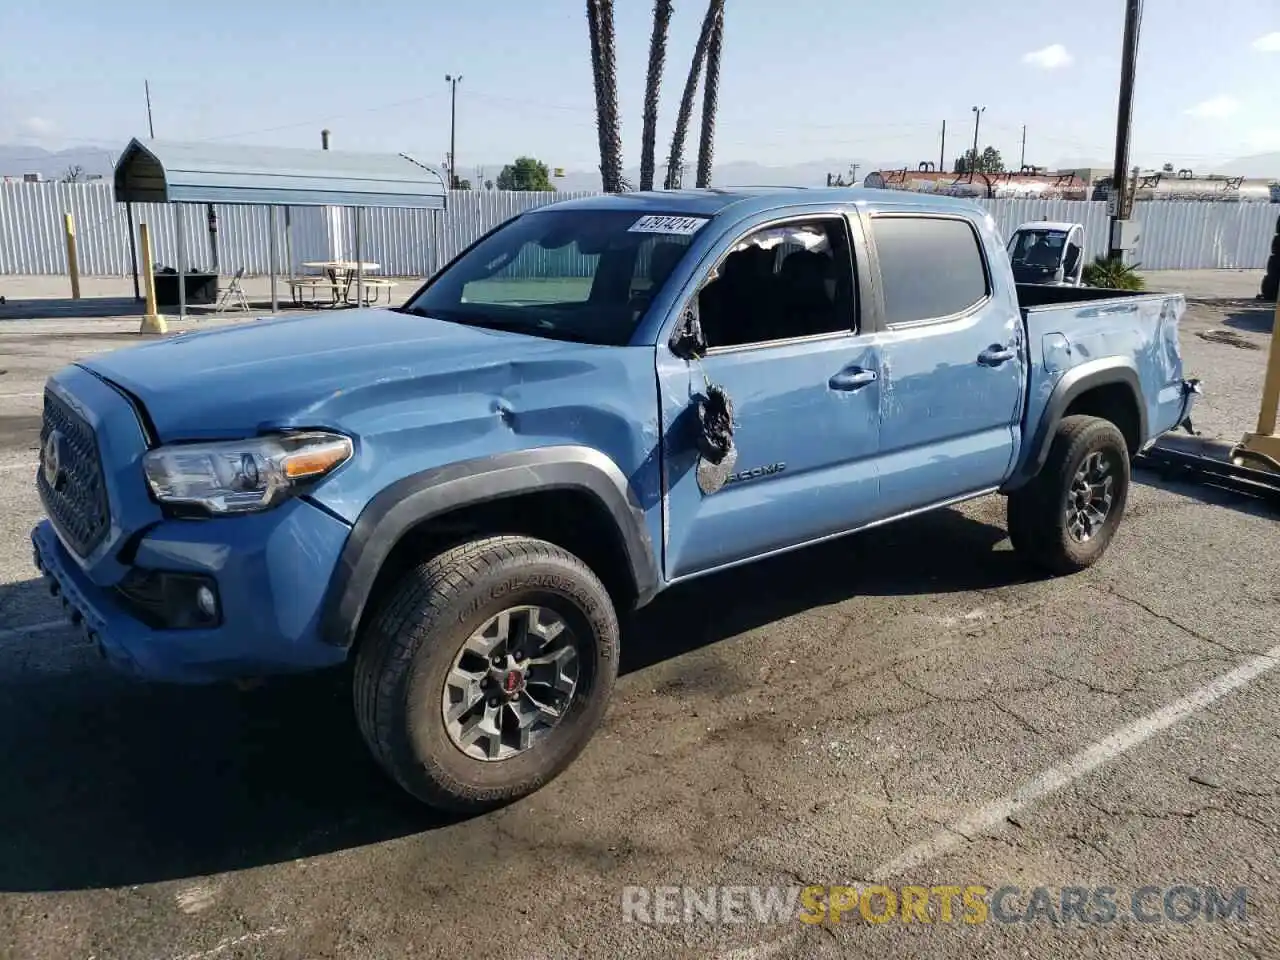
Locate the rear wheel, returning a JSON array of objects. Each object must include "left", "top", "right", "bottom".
[
  {"left": 354, "top": 535, "right": 619, "bottom": 813},
  {"left": 1007, "top": 415, "right": 1130, "bottom": 574}
]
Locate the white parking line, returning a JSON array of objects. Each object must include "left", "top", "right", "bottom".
[
  {"left": 876, "top": 641, "right": 1280, "bottom": 878},
  {"left": 0, "top": 620, "right": 67, "bottom": 642},
  {"left": 715, "top": 642, "right": 1280, "bottom": 959},
  {"left": 0, "top": 461, "right": 38, "bottom": 471},
  {"left": 0, "top": 392, "right": 41, "bottom": 399}
]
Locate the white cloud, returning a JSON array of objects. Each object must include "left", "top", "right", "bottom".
[
  {"left": 1251, "top": 32, "right": 1280, "bottom": 52},
  {"left": 1022, "top": 44, "right": 1073, "bottom": 69},
  {"left": 1185, "top": 96, "right": 1241, "bottom": 119},
  {"left": 20, "top": 117, "right": 55, "bottom": 136}
]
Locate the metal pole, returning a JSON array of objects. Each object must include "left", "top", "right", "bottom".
[
  {"left": 176, "top": 203, "right": 187, "bottom": 319},
  {"left": 284, "top": 207, "right": 294, "bottom": 279},
  {"left": 355, "top": 207, "right": 364, "bottom": 306},
  {"left": 206, "top": 204, "right": 218, "bottom": 273},
  {"left": 431, "top": 207, "right": 442, "bottom": 276},
  {"left": 145, "top": 80, "right": 155, "bottom": 138},
  {"left": 445, "top": 74, "right": 462, "bottom": 188},
  {"left": 1109, "top": 0, "right": 1143, "bottom": 261},
  {"left": 269, "top": 206, "right": 279, "bottom": 313},
  {"left": 1020, "top": 125, "right": 1027, "bottom": 168},
  {"left": 970, "top": 105, "right": 985, "bottom": 175},
  {"left": 126, "top": 202, "right": 141, "bottom": 301},
  {"left": 939, "top": 120, "right": 946, "bottom": 172}
]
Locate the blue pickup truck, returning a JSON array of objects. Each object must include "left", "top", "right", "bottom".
[{"left": 31, "top": 187, "right": 1197, "bottom": 811}]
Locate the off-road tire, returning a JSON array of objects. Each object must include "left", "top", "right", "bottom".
[
  {"left": 354, "top": 535, "right": 619, "bottom": 813},
  {"left": 1006, "top": 415, "right": 1131, "bottom": 574}
]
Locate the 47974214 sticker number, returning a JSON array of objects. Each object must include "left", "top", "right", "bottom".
[{"left": 627, "top": 215, "right": 710, "bottom": 236}]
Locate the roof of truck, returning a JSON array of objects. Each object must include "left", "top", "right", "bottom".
[
  {"left": 534, "top": 186, "right": 987, "bottom": 218},
  {"left": 1016, "top": 220, "right": 1079, "bottom": 233}
]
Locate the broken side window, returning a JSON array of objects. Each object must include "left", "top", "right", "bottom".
[{"left": 697, "top": 218, "right": 858, "bottom": 350}]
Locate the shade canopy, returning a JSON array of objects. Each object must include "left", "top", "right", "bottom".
[{"left": 113, "top": 138, "right": 448, "bottom": 209}]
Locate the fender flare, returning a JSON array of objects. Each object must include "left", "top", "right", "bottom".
[
  {"left": 319, "top": 445, "right": 659, "bottom": 648},
  {"left": 1003, "top": 358, "right": 1147, "bottom": 492}
]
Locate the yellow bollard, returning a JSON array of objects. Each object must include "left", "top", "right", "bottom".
[
  {"left": 137, "top": 222, "right": 167, "bottom": 334},
  {"left": 1236, "top": 294, "right": 1280, "bottom": 468},
  {"left": 63, "top": 212, "right": 81, "bottom": 300}
]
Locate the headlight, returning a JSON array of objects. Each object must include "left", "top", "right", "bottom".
[{"left": 142, "top": 431, "right": 353, "bottom": 515}]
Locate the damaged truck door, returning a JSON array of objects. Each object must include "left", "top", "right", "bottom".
[
  {"left": 657, "top": 211, "right": 883, "bottom": 579},
  {"left": 867, "top": 213, "right": 1026, "bottom": 516}
]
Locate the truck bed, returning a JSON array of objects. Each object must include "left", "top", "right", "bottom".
[
  {"left": 1016, "top": 283, "right": 1190, "bottom": 467},
  {"left": 1015, "top": 282, "right": 1156, "bottom": 309}
]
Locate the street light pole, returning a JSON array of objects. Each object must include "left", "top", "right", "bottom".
[
  {"left": 445, "top": 74, "right": 462, "bottom": 188},
  {"left": 1109, "top": 0, "right": 1144, "bottom": 261},
  {"left": 970, "top": 105, "right": 986, "bottom": 175}
]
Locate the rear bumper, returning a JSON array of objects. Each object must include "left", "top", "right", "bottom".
[{"left": 31, "top": 499, "right": 353, "bottom": 684}]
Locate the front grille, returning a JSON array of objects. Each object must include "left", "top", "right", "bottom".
[{"left": 37, "top": 389, "right": 110, "bottom": 557}]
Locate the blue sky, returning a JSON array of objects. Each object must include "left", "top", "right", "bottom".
[{"left": 2, "top": 0, "right": 1278, "bottom": 176}]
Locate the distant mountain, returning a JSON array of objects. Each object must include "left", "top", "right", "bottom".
[
  {"left": 6, "top": 140, "right": 1275, "bottom": 188},
  {"left": 0, "top": 143, "right": 118, "bottom": 180}
]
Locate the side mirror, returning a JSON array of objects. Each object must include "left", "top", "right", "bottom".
[{"left": 670, "top": 306, "right": 707, "bottom": 360}]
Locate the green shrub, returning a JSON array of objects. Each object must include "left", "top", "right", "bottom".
[{"left": 1082, "top": 256, "right": 1145, "bottom": 290}]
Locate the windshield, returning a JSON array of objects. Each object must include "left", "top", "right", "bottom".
[
  {"left": 403, "top": 208, "right": 707, "bottom": 345},
  {"left": 1008, "top": 229, "right": 1067, "bottom": 269}
]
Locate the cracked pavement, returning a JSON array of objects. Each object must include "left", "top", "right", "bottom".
[{"left": 0, "top": 289, "right": 1277, "bottom": 959}]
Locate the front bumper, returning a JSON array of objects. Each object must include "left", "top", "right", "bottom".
[{"left": 32, "top": 498, "right": 353, "bottom": 684}]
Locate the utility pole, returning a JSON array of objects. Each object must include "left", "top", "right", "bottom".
[
  {"left": 145, "top": 80, "right": 155, "bottom": 138},
  {"left": 939, "top": 120, "right": 946, "bottom": 172},
  {"left": 970, "top": 105, "right": 986, "bottom": 175},
  {"left": 445, "top": 74, "right": 462, "bottom": 189},
  {"left": 1109, "top": 0, "right": 1143, "bottom": 261},
  {"left": 1020, "top": 125, "right": 1027, "bottom": 168}
]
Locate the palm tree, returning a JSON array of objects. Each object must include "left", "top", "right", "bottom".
[
  {"left": 694, "top": 4, "right": 724, "bottom": 188},
  {"left": 597, "top": 0, "right": 624, "bottom": 192},
  {"left": 586, "top": 0, "right": 609, "bottom": 189},
  {"left": 639, "top": 0, "right": 674, "bottom": 191},
  {"left": 586, "top": 0, "right": 624, "bottom": 193},
  {"left": 664, "top": 0, "right": 721, "bottom": 190}
]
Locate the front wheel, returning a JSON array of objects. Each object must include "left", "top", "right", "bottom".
[
  {"left": 1007, "top": 415, "right": 1131, "bottom": 574},
  {"left": 354, "top": 535, "right": 619, "bottom": 813}
]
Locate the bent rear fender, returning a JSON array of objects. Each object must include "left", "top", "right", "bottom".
[
  {"left": 1002, "top": 357, "right": 1146, "bottom": 492},
  {"left": 319, "top": 446, "right": 659, "bottom": 648}
]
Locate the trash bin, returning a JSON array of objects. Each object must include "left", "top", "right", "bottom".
[{"left": 154, "top": 271, "right": 218, "bottom": 307}]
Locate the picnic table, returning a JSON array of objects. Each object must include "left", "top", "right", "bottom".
[{"left": 292, "top": 260, "right": 397, "bottom": 307}]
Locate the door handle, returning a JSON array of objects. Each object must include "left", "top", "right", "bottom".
[
  {"left": 977, "top": 344, "right": 1016, "bottom": 366},
  {"left": 829, "top": 367, "right": 878, "bottom": 391}
]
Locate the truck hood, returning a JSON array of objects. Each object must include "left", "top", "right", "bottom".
[{"left": 78, "top": 308, "right": 586, "bottom": 440}]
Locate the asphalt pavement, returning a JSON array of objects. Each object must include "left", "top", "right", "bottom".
[{"left": 0, "top": 280, "right": 1276, "bottom": 960}]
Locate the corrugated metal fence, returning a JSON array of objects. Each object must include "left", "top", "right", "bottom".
[{"left": 1, "top": 181, "right": 1276, "bottom": 276}]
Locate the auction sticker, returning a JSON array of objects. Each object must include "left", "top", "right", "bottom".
[{"left": 628, "top": 215, "right": 709, "bottom": 236}]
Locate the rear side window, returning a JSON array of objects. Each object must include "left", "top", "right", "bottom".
[{"left": 871, "top": 216, "right": 989, "bottom": 325}]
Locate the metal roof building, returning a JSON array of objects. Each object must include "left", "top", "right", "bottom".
[
  {"left": 111, "top": 138, "right": 448, "bottom": 317},
  {"left": 113, "top": 138, "right": 448, "bottom": 209}
]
